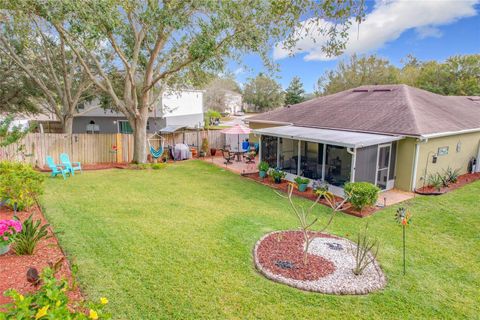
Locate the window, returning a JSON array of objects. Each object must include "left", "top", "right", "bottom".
[
  {"left": 300, "top": 142, "right": 323, "bottom": 179},
  {"left": 279, "top": 138, "right": 299, "bottom": 174},
  {"left": 325, "top": 145, "right": 352, "bottom": 187},
  {"left": 118, "top": 120, "right": 133, "bottom": 134},
  {"left": 261, "top": 135, "right": 278, "bottom": 168}
]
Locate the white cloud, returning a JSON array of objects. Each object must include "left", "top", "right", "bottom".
[
  {"left": 415, "top": 26, "right": 443, "bottom": 39},
  {"left": 233, "top": 67, "right": 244, "bottom": 75},
  {"left": 273, "top": 0, "right": 479, "bottom": 61}
]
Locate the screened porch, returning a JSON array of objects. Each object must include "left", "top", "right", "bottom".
[{"left": 254, "top": 126, "right": 403, "bottom": 193}]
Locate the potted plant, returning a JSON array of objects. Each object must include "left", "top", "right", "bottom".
[
  {"left": 312, "top": 180, "right": 329, "bottom": 196},
  {"left": 258, "top": 161, "right": 269, "bottom": 178},
  {"left": 294, "top": 176, "right": 310, "bottom": 192},
  {"left": 200, "top": 138, "right": 208, "bottom": 157},
  {"left": 270, "top": 168, "right": 286, "bottom": 184},
  {"left": 210, "top": 148, "right": 217, "bottom": 156},
  {"left": 0, "top": 219, "right": 22, "bottom": 255}
]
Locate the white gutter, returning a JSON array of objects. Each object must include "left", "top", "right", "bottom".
[
  {"left": 246, "top": 120, "right": 293, "bottom": 126},
  {"left": 411, "top": 137, "right": 427, "bottom": 190},
  {"left": 347, "top": 147, "right": 356, "bottom": 182},
  {"left": 421, "top": 128, "right": 480, "bottom": 139}
]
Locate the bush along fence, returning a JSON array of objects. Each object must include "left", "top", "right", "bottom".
[{"left": 0, "top": 131, "right": 225, "bottom": 167}]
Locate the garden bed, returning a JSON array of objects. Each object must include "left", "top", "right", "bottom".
[
  {"left": 415, "top": 172, "right": 480, "bottom": 195},
  {"left": 0, "top": 206, "right": 82, "bottom": 306},
  {"left": 38, "top": 162, "right": 130, "bottom": 172},
  {"left": 254, "top": 231, "right": 386, "bottom": 295},
  {"left": 242, "top": 173, "right": 378, "bottom": 217}
]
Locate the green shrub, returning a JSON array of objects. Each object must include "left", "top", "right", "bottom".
[
  {"left": 427, "top": 173, "right": 443, "bottom": 191},
  {"left": 269, "top": 169, "right": 286, "bottom": 183},
  {"left": 258, "top": 161, "right": 269, "bottom": 172},
  {"left": 151, "top": 163, "right": 167, "bottom": 170},
  {"left": 0, "top": 267, "right": 111, "bottom": 319},
  {"left": 443, "top": 167, "right": 460, "bottom": 184},
  {"left": 0, "top": 161, "right": 44, "bottom": 210},
  {"left": 294, "top": 176, "right": 309, "bottom": 185},
  {"left": 344, "top": 182, "right": 380, "bottom": 211},
  {"left": 13, "top": 214, "right": 50, "bottom": 255}
]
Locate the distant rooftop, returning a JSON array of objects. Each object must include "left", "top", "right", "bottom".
[{"left": 248, "top": 84, "right": 480, "bottom": 137}]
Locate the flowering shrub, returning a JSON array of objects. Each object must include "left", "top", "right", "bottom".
[
  {"left": 0, "top": 161, "right": 44, "bottom": 210},
  {"left": 0, "top": 267, "right": 111, "bottom": 319},
  {"left": 0, "top": 219, "right": 22, "bottom": 246}
]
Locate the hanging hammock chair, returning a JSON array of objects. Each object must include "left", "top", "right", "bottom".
[{"left": 147, "top": 132, "right": 165, "bottom": 159}]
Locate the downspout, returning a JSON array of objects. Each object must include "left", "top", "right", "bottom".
[
  {"left": 258, "top": 134, "right": 262, "bottom": 163},
  {"left": 411, "top": 138, "right": 427, "bottom": 191},
  {"left": 347, "top": 147, "right": 356, "bottom": 183}
]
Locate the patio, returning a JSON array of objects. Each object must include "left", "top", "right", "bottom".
[{"left": 202, "top": 153, "right": 259, "bottom": 175}]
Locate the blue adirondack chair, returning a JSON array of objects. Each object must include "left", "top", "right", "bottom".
[
  {"left": 60, "top": 153, "right": 82, "bottom": 176},
  {"left": 46, "top": 156, "right": 70, "bottom": 179}
]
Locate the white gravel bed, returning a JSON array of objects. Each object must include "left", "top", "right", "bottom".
[{"left": 254, "top": 231, "right": 387, "bottom": 295}]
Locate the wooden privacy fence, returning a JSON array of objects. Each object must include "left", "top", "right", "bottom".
[{"left": 0, "top": 130, "right": 225, "bottom": 167}]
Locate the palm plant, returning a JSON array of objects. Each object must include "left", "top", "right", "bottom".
[{"left": 13, "top": 214, "right": 51, "bottom": 255}]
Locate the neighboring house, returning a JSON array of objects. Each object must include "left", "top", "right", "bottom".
[
  {"left": 73, "top": 89, "right": 204, "bottom": 134},
  {"left": 223, "top": 90, "right": 243, "bottom": 115},
  {"left": 247, "top": 84, "right": 480, "bottom": 193}
]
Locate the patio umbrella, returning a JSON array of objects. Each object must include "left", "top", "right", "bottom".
[{"left": 220, "top": 124, "right": 252, "bottom": 152}]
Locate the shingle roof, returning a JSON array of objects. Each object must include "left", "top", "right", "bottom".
[{"left": 248, "top": 84, "right": 480, "bottom": 136}]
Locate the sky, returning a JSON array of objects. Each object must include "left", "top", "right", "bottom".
[{"left": 229, "top": 0, "right": 480, "bottom": 92}]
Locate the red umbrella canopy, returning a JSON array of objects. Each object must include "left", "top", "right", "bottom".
[{"left": 220, "top": 124, "right": 252, "bottom": 134}]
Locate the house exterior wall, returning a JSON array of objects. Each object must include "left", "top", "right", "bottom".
[
  {"left": 72, "top": 117, "right": 167, "bottom": 134},
  {"left": 415, "top": 131, "right": 480, "bottom": 189},
  {"left": 394, "top": 138, "right": 416, "bottom": 191},
  {"left": 248, "top": 122, "right": 289, "bottom": 143}
]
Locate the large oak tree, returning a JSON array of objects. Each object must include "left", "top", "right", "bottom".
[
  {"left": 0, "top": 12, "right": 95, "bottom": 133},
  {"left": 5, "top": 0, "right": 363, "bottom": 162}
]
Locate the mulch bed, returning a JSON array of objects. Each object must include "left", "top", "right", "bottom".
[
  {"left": 37, "top": 162, "right": 130, "bottom": 172},
  {"left": 242, "top": 172, "right": 377, "bottom": 217},
  {"left": 415, "top": 172, "right": 480, "bottom": 195},
  {"left": 0, "top": 206, "right": 82, "bottom": 307},
  {"left": 256, "top": 231, "right": 336, "bottom": 281}
]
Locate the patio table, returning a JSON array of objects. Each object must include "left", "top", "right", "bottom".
[{"left": 233, "top": 151, "right": 245, "bottom": 162}]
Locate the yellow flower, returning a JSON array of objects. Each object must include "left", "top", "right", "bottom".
[
  {"left": 56, "top": 300, "right": 61, "bottom": 307},
  {"left": 89, "top": 309, "right": 99, "bottom": 320},
  {"left": 35, "top": 305, "right": 49, "bottom": 319},
  {"left": 19, "top": 294, "right": 24, "bottom": 302},
  {"left": 100, "top": 297, "right": 109, "bottom": 305}
]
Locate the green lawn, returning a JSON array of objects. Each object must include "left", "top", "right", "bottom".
[{"left": 42, "top": 161, "right": 480, "bottom": 319}]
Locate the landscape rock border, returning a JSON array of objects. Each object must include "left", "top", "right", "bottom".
[{"left": 253, "top": 230, "right": 387, "bottom": 295}]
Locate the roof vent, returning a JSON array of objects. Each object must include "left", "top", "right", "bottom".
[
  {"left": 372, "top": 88, "right": 392, "bottom": 92},
  {"left": 352, "top": 89, "right": 369, "bottom": 92}
]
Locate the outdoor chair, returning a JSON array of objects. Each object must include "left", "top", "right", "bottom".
[
  {"left": 221, "top": 149, "right": 235, "bottom": 165},
  {"left": 244, "top": 152, "right": 255, "bottom": 164},
  {"left": 46, "top": 156, "right": 70, "bottom": 180},
  {"left": 60, "top": 153, "right": 82, "bottom": 176}
]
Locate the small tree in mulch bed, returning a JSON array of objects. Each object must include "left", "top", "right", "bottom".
[
  {"left": 276, "top": 183, "right": 351, "bottom": 265},
  {"left": 350, "top": 223, "right": 380, "bottom": 276},
  {"left": 395, "top": 207, "right": 412, "bottom": 275}
]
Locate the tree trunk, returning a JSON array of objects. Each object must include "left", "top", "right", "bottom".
[
  {"left": 132, "top": 115, "right": 148, "bottom": 163},
  {"left": 63, "top": 116, "right": 73, "bottom": 134}
]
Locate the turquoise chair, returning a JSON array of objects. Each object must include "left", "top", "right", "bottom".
[
  {"left": 46, "top": 156, "right": 70, "bottom": 179},
  {"left": 60, "top": 153, "right": 82, "bottom": 176}
]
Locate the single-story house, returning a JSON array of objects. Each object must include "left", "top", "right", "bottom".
[
  {"left": 247, "top": 84, "right": 480, "bottom": 193},
  {"left": 73, "top": 89, "right": 204, "bottom": 134}
]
